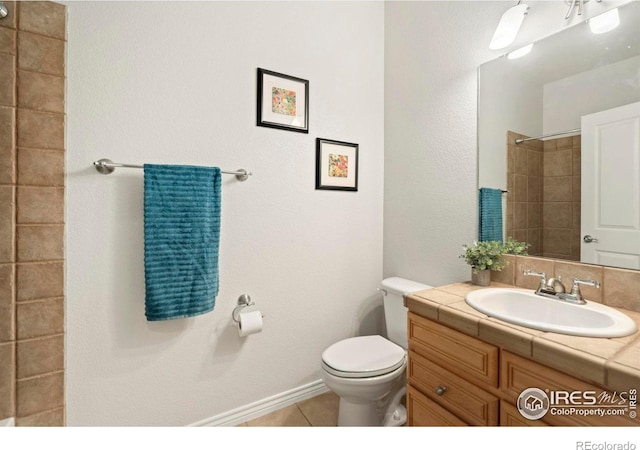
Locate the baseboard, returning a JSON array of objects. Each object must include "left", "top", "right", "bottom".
[{"left": 190, "top": 380, "right": 329, "bottom": 427}]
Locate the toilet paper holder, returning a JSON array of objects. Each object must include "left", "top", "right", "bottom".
[{"left": 232, "top": 294, "right": 256, "bottom": 323}]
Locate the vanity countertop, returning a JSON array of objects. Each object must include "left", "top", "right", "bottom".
[{"left": 405, "top": 281, "right": 640, "bottom": 392}]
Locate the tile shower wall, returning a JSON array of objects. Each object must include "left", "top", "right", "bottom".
[
  {"left": 506, "top": 132, "right": 581, "bottom": 260},
  {"left": 542, "top": 136, "right": 581, "bottom": 261},
  {"left": 505, "top": 131, "right": 543, "bottom": 255},
  {"left": 0, "top": 1, "right": 66, "bottom": 426}
]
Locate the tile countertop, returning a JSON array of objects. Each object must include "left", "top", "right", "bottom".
[{"left": 405, "top": 281, "right": 640, "bottom": 392}]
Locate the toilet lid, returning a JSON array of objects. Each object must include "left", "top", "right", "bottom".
[{"left": 321, "top": 335, "right": 406, "bottom": 378}]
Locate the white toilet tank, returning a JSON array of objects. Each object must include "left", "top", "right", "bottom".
[{"left": 381, "top": 277, "right": 432, "bottom": 349}]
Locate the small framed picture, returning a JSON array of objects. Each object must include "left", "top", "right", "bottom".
[
  {"left": 315, "top": 138, "right": 359, "bottom": 192},
  {"left": 257, "top": 68, "right": 309, "bottom": 133}
]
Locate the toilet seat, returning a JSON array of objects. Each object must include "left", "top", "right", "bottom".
[{"left": 321, "top": 335, "right": 406, "bottom": 379}]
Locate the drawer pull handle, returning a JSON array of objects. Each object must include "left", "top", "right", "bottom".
[{"left": 435, "top": 385, "right": 447, "bottom": 396}]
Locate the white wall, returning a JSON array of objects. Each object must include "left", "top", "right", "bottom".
[
  {"left": 383, "top": 0, "right": 632, "bottom": 287},
  {"left": 543, "top": 55, "right": 640, "bottom": 134},
  {"left": 66, "top": 1, "right": 384, "bottom": 426}
]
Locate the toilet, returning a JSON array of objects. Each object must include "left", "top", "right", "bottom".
[{"left": 320, "top": 277, "right": 432, "bottom": 426}]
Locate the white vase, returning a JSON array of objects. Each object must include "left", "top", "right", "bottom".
[{"left": 471, "top": 269, "right": 491, "bottom": 286}]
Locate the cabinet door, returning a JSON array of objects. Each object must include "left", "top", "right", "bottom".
[
  {"left": 501, "top": 350, "right": 639, "bottom": 426},
  {"left": 500, "top": 401, "right": 548, "bottom": 427},
  {"left": 409, "top": 350, "right": 499, "bottom": 426},
  {"left": 407, "top": 385, "right": 467, "bottom": 426},
  {"left": 408, "top": 312, "right": 499, "bottom": 388}
]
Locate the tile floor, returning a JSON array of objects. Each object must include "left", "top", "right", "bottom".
[{"left": 236, "top": 391, "right": 340, "bottom": 426}]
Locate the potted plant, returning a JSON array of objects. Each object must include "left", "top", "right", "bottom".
[{"left": 460, "top": 238, "right": 529, "bottom": 286}]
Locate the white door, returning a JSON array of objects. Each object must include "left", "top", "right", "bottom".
[{"left": 581, "top": 101, "right": 640, "bottom": 269}]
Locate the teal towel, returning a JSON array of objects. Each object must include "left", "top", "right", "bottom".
[
  {"left": 143, "top": 164, "right": 221, "bottom": 321},
  {"left": 479, "top": 187, "right": 503, "bottom": 242}
]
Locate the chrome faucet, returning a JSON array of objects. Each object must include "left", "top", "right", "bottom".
[
  {"left": 557, "top": 278, "right": 600, "bottom": 305},
  {"left": 523, "top": 270, "right": 557, "bottom": 298}
]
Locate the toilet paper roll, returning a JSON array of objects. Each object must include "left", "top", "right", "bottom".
[{"left": 237, "top": 310, "right": 263, "bottom": 337}]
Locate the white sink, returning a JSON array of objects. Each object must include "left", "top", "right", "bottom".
[{"left": 465, "top": 288, "right": 638, "bottom": 337}]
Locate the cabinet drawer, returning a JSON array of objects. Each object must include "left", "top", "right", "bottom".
[
  {"left": 409, "top": 350, "right": 499, "bottom": 426},
  {"left": 501, "top": 350, "right": 639, "bottom": 426},
  {"left": 500, "top": 401, "right": 548, "bottom": 427},
  {"left": 407, "top": 385, "right": 467, "bottom": 426},
  {"left": 408, "top": 312, "right": 499, "bottom": 388}
]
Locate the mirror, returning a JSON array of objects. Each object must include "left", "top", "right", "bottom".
[{"left": 478, "top": 1, "right": 640, "bottom": 269}]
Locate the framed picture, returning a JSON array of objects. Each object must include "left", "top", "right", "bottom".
[
  {"left": 257, "top": 68, "right": 309, "bottom": 133},
  {"left": 315, "top": 138, "right": 359, "bottom": 192}
]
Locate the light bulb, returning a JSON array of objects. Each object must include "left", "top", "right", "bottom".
[
  {"left": 508, "top": 43, "right": 534, "bottom": 59},
  {"left": 589, "top": 8, "right": 620, "bottom": 34}
]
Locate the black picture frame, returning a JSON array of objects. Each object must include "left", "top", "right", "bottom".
[
  {"left": 315, "top": 138, "right": 359, "bottom": 192},
  {"left": 257, "top": 68, "right": 309, "bottom": 133}
]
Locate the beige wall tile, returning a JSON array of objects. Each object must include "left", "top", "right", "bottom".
[
  {"left": 514, "top": 202, "right": 527, "bottom": 229},
  {"left": 17, "top": 148, "right": 64, "bottom": 186},
  {"left": 514, "top": 256, "right": 555, "bottom": 289},
  {"left": 17, "top": 187, "right": 64, "bottom": 224},
  {"left": 18, "top": 1, "right": 66, "bottom": 40},
  {"left": 542, "top": 228, "right": 571, "bottom": 256},
  {"left": 0, "top": 342, "right": 15, "bottom": 420},
  {"left": 0, "top": 186, "right": 14, "bottom": 263},
  {"left": 17, "top": 335, "right": 64, "bottom": 379},
  {"left": 544, "top": 150, "right": 572, "bottom": 177},
  {"left": 603, "top": 267, "right": 640, "bottom": 312},
  {"left": 514, "top": 148, "right": 527, "bottom": 175},
  {"left": 526, "top": 228, "right": 541, "bottom": 255},
  {"left": 0, "top": 2, "right": 17, "bottom": 29},
  {"left": 15, "top": 407, "right": 64, "bottom": 426},
  {"left": 17, "top": 109, "right": 64, "bottom": 150},
  {"left": 572, "top": 148, "right": 581, "bottom": 176},
  {"left": 0, "top": 106, "right": 15, "bottom": 184},
  {"left": 0, "top": 27, "right": 16, "bottom": 55},
  {"left": 17, "top": 225, "right": 63, "bottom": 262},
  {"left": 491, "top": 255, "right": 515, "bottom": 285},
  {"left": 543, "top": 139, "right": 557, "bottom": 152},
  {"left": 16, "top": 371, "right": 64, "bottom": 417},
  {"left": 17, "top": 71, "right": 64, "bottom": 113},
  {"left": 543, "top": 176, "right": 572, "bottom": 202},
  {"left": 17, "top": 31, "right": 64, "bottom": 76},
  {"left": 16, "top": 261, "right": 63, "bottom": 301},
  {"left": 16, "top": 297, "right": 63, "bottom": 339},
  {"left": 527, "top": 176, "right": 541, "bottom": 202},
  {"left": 572, "top": 176, "right": 581, "bottom": 203},
  {"left": 542, "top": 202, "right": 572, "bottom": 229},
  {"left": 527, "top": 202, "right": 541, "bottom": 228},
  {"left": 514, "top": 174, "right": 527, "bottom": 202},
  {"left": 0, "top": 264, "right": 14, "bottom": 342},
  {"left": 572, "top": 202, "right": 581, "bottom": 229},
  {"left": 556, "top": 137, "right": 573, "bottom": 149},
  {"left": 0, "top": 53, "right": 15, "bottom": 107},
  {"left": 527, "top": 150, "right": 542, "bottom": 177}
]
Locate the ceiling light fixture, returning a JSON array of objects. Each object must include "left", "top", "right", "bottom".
[
  {"left": 489, "top": 2, "right": 529, "bottom": 50},
  {"left": 588, "top": 8, "right": 620, "bottom": 34}
]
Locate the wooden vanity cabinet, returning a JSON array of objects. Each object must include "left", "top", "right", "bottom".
[
  {"left": 407, "top": 312, "right": 500, "bottom": 426},
  {"left": 407, "top": 312, "right": 639, "bottom": 427}
]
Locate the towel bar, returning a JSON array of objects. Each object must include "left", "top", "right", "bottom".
[{"left": 93, "top": 158, "right": 252, "bottom": 181}]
